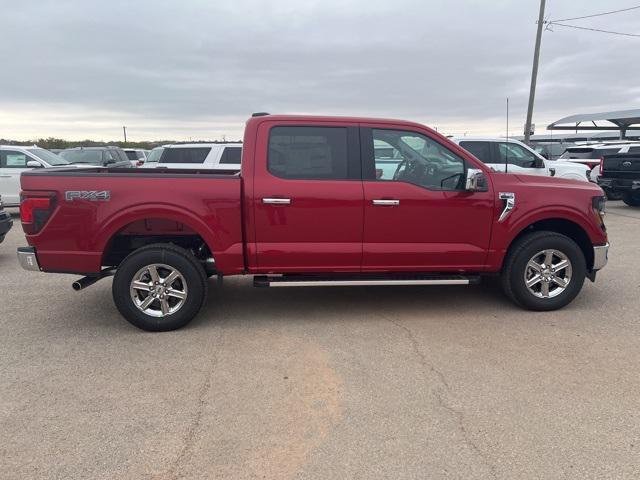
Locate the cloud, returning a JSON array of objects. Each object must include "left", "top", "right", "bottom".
[{"left": 1, "top": 0, "right": 638, "bottom": 140}]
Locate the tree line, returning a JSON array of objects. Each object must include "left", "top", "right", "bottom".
[{"left": 0, "top": 137, "right": 242, "bottom": 150}]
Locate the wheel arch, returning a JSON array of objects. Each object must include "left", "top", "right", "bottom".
[
  {"left": 505, "top": 217, "right": 594, "bottom": 271},
  {"left": 97, "top": 206, "right": 219, "bottom": 269}
]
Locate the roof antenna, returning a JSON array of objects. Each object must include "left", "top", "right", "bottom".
[{"left": 505, "top": 97, "right": 509, "bottom": 173}]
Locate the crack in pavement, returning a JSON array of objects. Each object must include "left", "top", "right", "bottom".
[
  {"left": 165, "top": 325, "right": 226, "bottom": 480},
  {"left": 382, "top": 314, "right": 498, "bottom": 480}
]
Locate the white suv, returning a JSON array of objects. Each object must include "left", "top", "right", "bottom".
[
  {"left": 560, "top": 142, "right": 640, "bottom": 169},
  {"left": 451, "top": 137, "right": 590, "bottom": 182},
  {"left": 142, "top": 143, "right": 241, "bottom": 171}
]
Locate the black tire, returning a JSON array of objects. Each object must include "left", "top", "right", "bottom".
[
  {"left": 112, "top": 243, "right": 208, "bottom": 331},
  {"left": 501, "top": 231, "right": 586, "bottom": 311},
  {"left": 622, "top": 191, "right": 640, "bottom": 207},
  {"left": 605, "top": 189, "right": 624, "bottom": 201}
]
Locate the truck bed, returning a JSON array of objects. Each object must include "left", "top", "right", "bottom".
[{"left": 20, "top": 167, "right": 245, "bottom": 275}]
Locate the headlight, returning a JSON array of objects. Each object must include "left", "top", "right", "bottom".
[{"left": 592, "top": 195, "right": 606, "bottom": 217}]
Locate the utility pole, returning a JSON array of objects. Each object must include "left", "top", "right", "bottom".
[
  {"left": 123, "top": 126, "right": 127, "bottom": 144},
  {"left": 524, "top": 0, "right": 546, "bottom": 145}
]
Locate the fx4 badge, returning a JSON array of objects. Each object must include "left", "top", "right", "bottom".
[{"left": 65, "top": 190, "right": 111, "bottom": 202}]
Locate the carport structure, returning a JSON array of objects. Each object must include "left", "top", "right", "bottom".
[{"left": 547, "top": 108, "right": 640, "bottom": 140}]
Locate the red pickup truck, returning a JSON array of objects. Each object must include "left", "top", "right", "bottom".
[{"left": 17, "top": 114, "right": 609, "bottom": 331}]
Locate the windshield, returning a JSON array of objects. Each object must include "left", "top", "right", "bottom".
[
  {"left": 60, "top": 150, "right": 103, "bottom": 164},
  {"left": 27, "top": 148, "right": 70, "bottom": 166},
  {"left": 145, "top": 147, "right": 164, "bottom": 163}
]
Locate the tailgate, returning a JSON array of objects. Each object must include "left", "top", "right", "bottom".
[{"left": 602, "top": 154, "right": 640, "bottom": 178}]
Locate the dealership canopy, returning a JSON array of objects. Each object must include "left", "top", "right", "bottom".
[{"left": 547, "top": 109, "right": 640, "bottom": 139}]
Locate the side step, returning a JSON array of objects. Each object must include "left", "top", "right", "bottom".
[{"left": 254, "top": 274, "right": 481, "bottom": 288}]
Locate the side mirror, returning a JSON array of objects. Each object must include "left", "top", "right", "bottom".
[
  {"left": 26, "top": 160, "right": 43, "bottom": 168},
  {"left": 465, "top": 169, "right": 488, "bottom": 192}
]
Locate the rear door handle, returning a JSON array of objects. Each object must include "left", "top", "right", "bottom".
[
  {"left": 263, "top": 198, "right": 291, "bottom": 205},
  {"left": 372, "top": 199, "right": 400, "bottom": 206}
]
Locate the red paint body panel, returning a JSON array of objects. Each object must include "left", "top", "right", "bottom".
[{"left": 20, "top": 114, "right": 607, "bottom": 277}]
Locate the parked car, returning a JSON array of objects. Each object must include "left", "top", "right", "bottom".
[
  {"left": 450, "top": 137, "right": 590, "bottom": 182},
  {"left": 0, "top": 145, "right": 74, "bottom": 206},
  {"left": 143, "top": 143, "right": 241, "bottom": 171},
  {"left": 59, "top": 146, "right": 132, "bottom": 168},
  {"left": 123, "top": 148, "right": 150, "bottom": 167},
  {"left": 0, "top": 195, "right": 12, "bottom": 243},
  {"left": 139, "top": 146, "right": 165, "bottom": 168},
  {"left": 597, "top": 153, "right": 640, "bottom": 207},
  {"left": 559, "top": 142, "right": 640, "bottom": 169},
  {"left": 17, "top": 114, "right": 608, "bottom": 331}
]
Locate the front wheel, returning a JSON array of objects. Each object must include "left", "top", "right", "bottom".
[
  {"left": 112, "top": 244, "right": 208, "bottom": 331},
  {"left": 623, "top": 191, "right": 640, "bottom": 207},
  {"left": 502, "top": 231, "right": 586, "bottom": 311}
]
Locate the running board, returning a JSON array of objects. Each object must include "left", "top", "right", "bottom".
[{"left": 253, "top": 274, "right": 481, "bottom": 288}]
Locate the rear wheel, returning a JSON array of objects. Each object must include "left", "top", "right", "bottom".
[
  {"left": 502, "top": 231, "right": 586, "bottom": 311},
  {"left": 622, "top": 191, "right": 640, "bottom": 207},
  {"left": 112, "top": 244, "right": 207, "bottom": 331}
]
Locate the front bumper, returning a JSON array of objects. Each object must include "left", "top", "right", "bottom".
[
  {"left": 593, "top": 243, "right": 609, "bottom": 271},
  {"left": 597, "top": 177, "right": 640, "bottom": 192},
  {"left": 17, "top": 246, "right": 41, "bottom": 271}
]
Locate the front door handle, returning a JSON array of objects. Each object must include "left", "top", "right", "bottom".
[
  {"left": 263, "top": 198, "right": 291, "bottom": 205},
  {"left": 0, "top": 175, "right": 11, "bottom": 178},
  {"left": 372, "top": 199, "right": 400, "bottom": 206}
]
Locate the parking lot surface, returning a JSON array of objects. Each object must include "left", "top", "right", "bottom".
[{"left": 1, "top": 205, "right": 639, "bottom": 480}]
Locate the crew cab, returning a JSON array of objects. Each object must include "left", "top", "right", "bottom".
[
  {"left": 16, "top": 114, "right": 609, "bottom": 331},
  {"left": 597, "top": 153, "right": 640, "bottom": 207},
  {"left": 450, "top": 137, "right": 590, "bottom": 182}
]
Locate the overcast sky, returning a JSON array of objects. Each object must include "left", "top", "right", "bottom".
[{"left": 1, "top": 0, "right": 639, "bottom": 141}]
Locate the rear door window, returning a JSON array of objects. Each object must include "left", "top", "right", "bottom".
[
  {"left": 160, "top": 147, "right": 211, "bottom": 164},
  {"left": 268, "top": 126, "right": 351, "bottom": 180},
  {"left": 219, "top": 147, "right": 242, "bottom": 165},
  {"left": 458, "top": 141, "right": 495, "bottom": 165}
]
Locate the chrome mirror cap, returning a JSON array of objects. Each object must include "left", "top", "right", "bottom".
[{"left": 465, "top": 169, "right": 488, "bottom": 192}]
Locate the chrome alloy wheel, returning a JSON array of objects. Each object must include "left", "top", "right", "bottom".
[
  {"left": 129, "top": 264, "right": 188, "bottom": 317},
  {"left": 524, "top": 249, "right": 572, "bottom": 299}
]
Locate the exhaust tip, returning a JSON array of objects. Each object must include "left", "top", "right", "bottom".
[{"left": 72, "top": 281, "right": 82, "bottom": 291}]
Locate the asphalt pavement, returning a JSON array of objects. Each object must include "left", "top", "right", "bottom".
[{"left": 1, "top": 204, "right": 639, "bottom": 479}]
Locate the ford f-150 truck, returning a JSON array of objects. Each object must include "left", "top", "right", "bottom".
[
  {"left": 597, "top": 153, "right": 640, "bottom": 207},
  {"left": 17, "top": 114, "right": 609, "bottom": 331}
]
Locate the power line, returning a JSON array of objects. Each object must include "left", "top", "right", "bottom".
[
  {"left": 548, "top": 22, "right": 640, "bottom": 38},
  {"left": 550, "top": 5, "right": 640, "bottom": 23}
]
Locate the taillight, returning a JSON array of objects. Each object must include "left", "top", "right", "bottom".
[
  {"left": 136, "top": 160, "right": 144, "bottom": 167},
  {"left": 20, "top": 192, "right": 57, "bottom": 234},
  {"left": 599, "top": 156, "right": 604, "bottom": 173}
]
